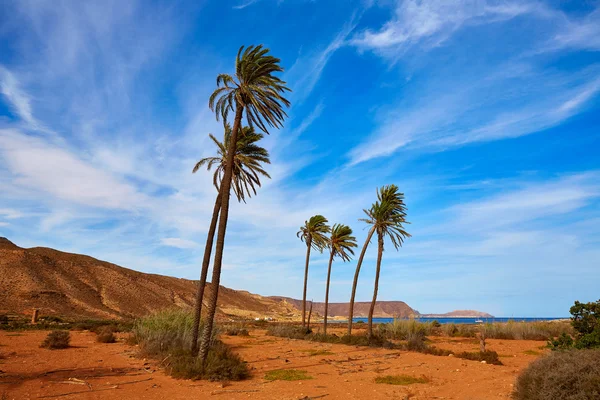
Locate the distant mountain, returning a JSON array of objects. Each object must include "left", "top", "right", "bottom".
[
  {"left": 0, "top": 237, "right": 298, "bottom": 320},
  {"left": 422, "top": 310, "right": 494, "bottom": 318},
  {"left": 270, "top": 296, "right": 418, "bottom": 318}
]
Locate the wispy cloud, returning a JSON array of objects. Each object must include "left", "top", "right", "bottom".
[{"left": 351, "top": 0, "right": 538, "bottom": 61}]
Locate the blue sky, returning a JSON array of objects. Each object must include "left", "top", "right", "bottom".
[{"left": 1, "top": 0, "right": 599, "bottom": 317}]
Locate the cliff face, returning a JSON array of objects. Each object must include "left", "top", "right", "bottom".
[
  {"left": 270, "top": 297, "right": 418, "bottom": 318},
  {"left": 0, "top": 238, "right": 298, "bottom": 320}
]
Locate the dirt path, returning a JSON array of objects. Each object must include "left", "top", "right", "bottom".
[{"left": 0, "top": 330, "right": 546, "bottom": 399}]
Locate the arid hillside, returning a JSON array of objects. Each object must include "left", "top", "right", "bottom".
[
  {"left": 269, "top": 296, "right": 418, "bottom": 318},
  {"left": 0, "top": 237, "right": 298, "bottom": 320}
]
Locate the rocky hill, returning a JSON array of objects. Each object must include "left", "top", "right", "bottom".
[
  {"left": 0, "top": 237, "right": 298, "bottom": 321},
  {"left": 270, "top": 296, "right": 418, "bottom": 318}
]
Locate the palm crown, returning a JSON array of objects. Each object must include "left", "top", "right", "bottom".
[
  {"left": 209, "top": 45, "right": 291, "bottom": 134},
  {"left": 193, "top": 124, "right": 271, "bottom": 203},
  {"left": 360, "top": 184, "right": 411, "bottom": 250},
  {"left": 297, "top": 215, "right": 330, "bottom": 252},
  {"left": 329, "top": 224, "right": 357, "bottom": 262}
]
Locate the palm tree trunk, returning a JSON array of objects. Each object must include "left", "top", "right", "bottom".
[
  {"left": 198, "top": 105, "right": 244, "bottom": 363},
  {"left": 367, "top": 233, "right": 384, "bottom": 338},
  {"left": 323, "top": 250, "right": 334, "bottom": 335},
  {"left": 301, "top": 238, "right": 312, "bottom": 328},
  {"left": 190, "top": 191, "right": 221, "bottom": 356},
  {"left": 347, "top": 227, "right": 375, "bottom": 336}
]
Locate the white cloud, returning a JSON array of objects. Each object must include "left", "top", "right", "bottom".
[
  {"left": 0, "top": 66, "right": 43, "bottom": 130},
  {"left": 0, "top": 129, "right": 146, "bottom": 210},
  {"left": 160, "top": 237, "right": 199, "bottom": 249}
]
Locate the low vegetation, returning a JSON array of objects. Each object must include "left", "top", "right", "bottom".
[
  {"left": 514, "top": 349, "right": 600, "bottom": 400},
  {"left": 132, "top": 309, "right": 248, "bottom": 381},
  {"left": 264, "top": 369, "right": 312, "bottom": 381},
  {"left": 549, "top": 300, "right": 600, "bottom": 350},
  {"left": 375, "top": 375, "right": 429, "bottom": 385},
  {"left": 222, "top": 325, "right": 250, "bottom": 336},
  {"left": 0, "top": 315, "right": 132, "bottom": 333},
  {"left": 40, "top": 330, "right": 70, "bottom": 349}
]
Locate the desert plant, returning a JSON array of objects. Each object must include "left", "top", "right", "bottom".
[
  {"left": 324, "top": 224, "right": 357, "bottom": 335},
  {"left": 455, "top": 350, "right": 502, "bottom": 365},
  {"left": 190, "top": 125, "right": 271, "bottom": 356},
  {"left": 297, "top": 215, "right": 330, "bottom": 328},
  {"left": 362, "top": 185, "right": 410, "bottom": 338},
  {"left": 223, "top": 325, "right": 249, "bottom": 336},
  {"left": 96, "top": 326, "right": 116, "bottom": 343},
  {"left": 168, "top": 341, "right": 248, "bottom": 381},
  {"left": 377, "top": 319, "right": 434, "bottom": 340},
  {"left": 199, "top": 44, "right": 290, "bottom": 364},
  {"left": 40, "top": 330, "right": 70, "bottom": 349},
  {"left": 514, "top": 349, "right": 600, "bottom": 400}
]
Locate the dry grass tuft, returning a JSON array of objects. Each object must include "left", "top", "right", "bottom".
[
  {"left": 96, "top": 326, "right": 116, "bottom": 343},
  {"left": 375, "top": 375, "right": 429, "bottom": 385}
]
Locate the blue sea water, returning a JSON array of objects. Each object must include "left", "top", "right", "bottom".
[{"left": 350, "top": 317, "right": 567, "bottom": 325}]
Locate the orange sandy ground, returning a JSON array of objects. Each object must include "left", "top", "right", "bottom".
[{"left": 0, "top": 328, "right": 547, "bottom": 400}]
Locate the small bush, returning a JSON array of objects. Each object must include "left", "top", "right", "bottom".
[
  {"left": 375, "top": 374, "right": 429, "bottom": 385},
  {"left": 514, "top": 349, "right": 600, "bottom": 400},
  {"left": 96, "top": 327, "right": 116, "bottom": 343},
  {"left": 41, "top": 330, "right": 70, "bottom": 349},
  {"left": 481, "top": 321, "right": 572, "bottom": 341},
  {"left": 548, "top": 332, "right": 574, "bottom": 350},
  {"left": 300, "top": 349, "right": 333, "bottom": 356},
  {"left": 0, "top": 315, "right": 9, "bottom": 325},
  {"left": 570, "top": 300, "right": 600, "bottom": 349},
  {"left": 264, "top": 369, "right": 312, "bottom": 381}
]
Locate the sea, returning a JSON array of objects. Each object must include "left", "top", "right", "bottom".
[{"left": 350, "top": 317, "right": 568, "bottom": 325}]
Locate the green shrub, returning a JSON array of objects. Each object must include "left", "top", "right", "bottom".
[
  {"left": 514, "top": 349, "right": 600, "bottom": 400},
  {"left": 374, "top": 375, "right": 429, "bottom": 385},
  {"left": 570, "top": 300, "right": 600, "bottom": 349},
  {"left": 264, "top": 369, "right": 312, "bottom": 381},
  {"left": 548, "top": 332, "right": 574, "bottom": 350},
  {"left": 266, "top": 325, "right": 311, "bottom": 340},
  {"left": 40, "top": 330, "right": 70, "bottom": 349},
  {"left": 96, "top": 327, "right": 116, "bottom": 343}
]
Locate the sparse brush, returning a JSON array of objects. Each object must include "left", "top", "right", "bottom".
[
  {"left": 514, "top": 349, "right": 600, "bottom": 400},
  {"left": 455, "top": 350, "right": 502, "bottom": 365},
  {"left": 40, "top": 330, "right": 70, "bottom": 349},
  {"left": 481, "top": 321, "right": 572, "bottom": 340},
  {"left": 96, "top": 326, "right": 116, "bottom": 343},
  {"left": 266, "top": 325, "right": 311, "bottom": 340}
]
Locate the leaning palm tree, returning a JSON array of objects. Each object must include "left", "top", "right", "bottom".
[
  {"left": 297, "top": 215, "right": 330, "bottom": 328},
  {"left": 362, "top": 185, "right": 410, "bottom": 338},
  {"left": 324, "top": 224, "right": 357, "bottom": 335},
  {"left": 347, "top": 185, "right": 408, "bottom": 335},
  {"left": 190, "top": 124, "right": 270, "bottom": 356},
  {"left": 199, "top": 45, "right": 290, "bottom": 363}
]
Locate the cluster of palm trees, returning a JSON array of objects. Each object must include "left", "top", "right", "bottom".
[
  {"left": 189, "top": 45, "right": 290, "bottom": 364},
  {"left": 189, "top": 44, "right": 409, "bottom": 366},
  {"left": 298, "top": 184, "right": 410, "bottom": 338}
]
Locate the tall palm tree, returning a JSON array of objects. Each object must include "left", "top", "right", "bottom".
[
  {"left": 190, "top": 125, "right": 270, "bottom": 356},
  {"left": 297, "top": 215, "right": 330, "bottom": 328},
  {"left": 362, "top": 185, "right": 410, "bottom": 338},
  {"left": 199, "top": 45, "right": 290, "bottom": 363},
  {"left": 347, "top": 185, "right": 407, "bottom": 335},
  {"left": 324, "top": 224, "right": 357, "bottom": 335}
]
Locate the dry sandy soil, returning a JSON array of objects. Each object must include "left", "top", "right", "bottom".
[{"left": 0, "top": 328, "right": 547, "bottom": 400}]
